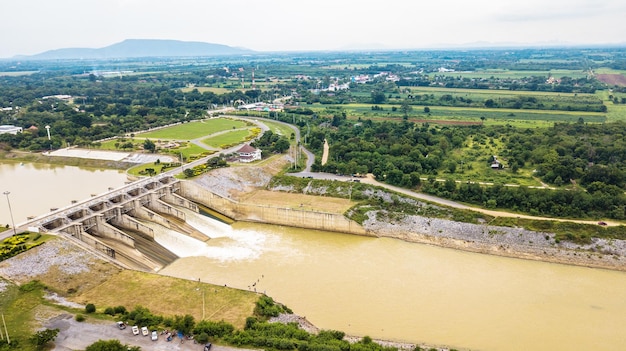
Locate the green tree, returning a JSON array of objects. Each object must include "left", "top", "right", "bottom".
[
  {"left": 371, "top": 91, "right": 386, "bottom": 104},
  {"left": 143, "top": 139, "right": 156, "bottom": 153},
  {"left": 273, "top": 138, "right": 291, "bottom": 153},
  {"left": 400, "top": 101, "right": 413, "bottom": 118},
  {"left": 173, "top": 314, "right": 195, "bottom": 335},
  {"left": 30, "top": 328, "right": 59, "bottom": 349}
]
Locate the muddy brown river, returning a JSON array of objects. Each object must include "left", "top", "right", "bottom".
[{"left": 2, "top": 162, "right": 626, "bottom": 351}]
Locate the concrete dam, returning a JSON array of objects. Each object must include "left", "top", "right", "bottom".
[
  {"left": 24, "top": 175, "right": 212, "bottom": 271},
  {"left": 22, "top": 174, "right": 367, "bottom": 271}
]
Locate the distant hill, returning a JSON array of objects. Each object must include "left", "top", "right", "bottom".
[{"left": 17, "top": 39, "right": 254, "bottom": 60}]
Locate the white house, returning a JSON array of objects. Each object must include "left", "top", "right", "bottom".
[
  {"left": 0, "top": 125, "right": 23, "bottom": 135},
  {"left": 236, "top": 144, "right": 261, "bottom": 163}
]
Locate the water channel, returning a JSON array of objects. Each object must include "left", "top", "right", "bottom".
[{"left": 2, "top": 162, "right": 626, "bottom": 351}]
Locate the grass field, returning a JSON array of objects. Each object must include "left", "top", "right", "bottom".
[
  {"left": 407, "top": 86, "right": 590, "bottom": 97},
  {"left": 434, "top": 69, "right": 589, "bottom": 79},
  {"left": 315, "top": 103, "right": 606, "bottom": 125},
  {"left": 180, "top": 86, "right": 232, "bottom": 94},
  {"left": 139, "top": 118, "right": 248, "bottom": 140},
  {"left": 201, "top": 129, "right": 252, "bottom": 148},
  {"left": 259, "top": 119, "right": 296, "bottom": 141},
  {"left": 0, "top": 71, "right": 39, "bottom": 76},
  {"left": 76, "top": 270, "right": 257, "bottom": 329}
]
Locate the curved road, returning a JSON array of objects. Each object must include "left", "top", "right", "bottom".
[{"left": 228, "top": 115, "right": 617, "bottom": 226}]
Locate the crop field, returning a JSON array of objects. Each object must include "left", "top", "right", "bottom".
[
  {"left": 0, "top": 70, "right": 38, "bottom": 76},
  {"left": 434, "top": 69, "right": 589, "bottom": 79},
  {"left": 139, "top": 118, "right": 248, "bottom": 140},
  {"left": 314, "top": 103, "right": 606, "bottom": 124},
  {"left": 406, "top": 86, "right": 588, "bottom": 97},
  {"left": 201, "top": 129, "right": 252, "bottom": 148},
  {"left": 404, "top": 87, "right": 603, "bottom": 111},
  {"left": 180, "top": 86, "right": 232, "bottom": 94}
]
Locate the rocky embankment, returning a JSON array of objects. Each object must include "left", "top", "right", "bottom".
[
  {"left": 363, "top": 210, "right": 626, "bottom": 270},
  {"left": 193, "top": 158, "right": 626, "bottom": 271}
]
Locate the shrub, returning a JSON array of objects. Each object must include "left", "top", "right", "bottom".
[
  {"left": 104, "top": 307, "right": 115, "bottom": 315},
  {"left": 85, "top": 303, "right": 96, "bottom": 314},
  {"left": 195, "top": 332, "right": 210, "bottom": 344},
  {"left": 114, "top": 305, "right": 127, "bottom": 314},
  {"left": 75, "top": 314, "right": 85, "bottom": 322}
]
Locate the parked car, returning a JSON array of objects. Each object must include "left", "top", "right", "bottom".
[
  {"left": 131, "top": 326, "right": 139, "bottom": 336},
  {"left": 141, "top": 326, "right": 149, "bottom": 336},
  {"left": 598, "top": 221, "right": 608, "bottom": 226},
  {"left": 116, "top": 321, "right": 126, "bottom": 330},
  {"left": 204, "top": 343, "right": 212, "bottom": 351},
  {"left": 151, "top": 331, "right": 158, "bottom": 341}
]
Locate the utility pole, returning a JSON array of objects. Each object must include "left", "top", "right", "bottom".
[
  {"left": 2, "top": 191, "right": 16, "bottom": 235},
  {"left": 1, "top": 314, "right": 9, "bottom": 344}
]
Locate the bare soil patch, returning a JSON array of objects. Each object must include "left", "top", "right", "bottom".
[
  {"left": 193, "top": 156, "right": 289, "bottom": 200},
  {"left": 241, "top": 190, "right": 354, "bottom": 214},
  {"left": 596, "top": 74, "right": 626, "bottom": 86},
  {"left": 0, "top": 238, "right": 122, "bottom": 295}
]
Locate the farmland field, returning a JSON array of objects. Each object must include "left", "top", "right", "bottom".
[
  {"left": 0, "top": 71, "right": 38, "bottom": 76},
  {"left": 434, "top": 69, "right": 589, "bottom": 79},
  {"left": 138, "top": 118, "right": 248, "bottom": 140},
  {"left": 311, "top": 103, "right": 606, "bottom": 124},
  {"left": 180, "top": 86, "right": 232, "bottom": 94},
  {"left": 406, "top": 86, "right": 589, "bottom": 97}
]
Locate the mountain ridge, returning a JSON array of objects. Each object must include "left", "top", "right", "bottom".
[{"left": 14, "top": 39, "right": 254, "bottom": 60}]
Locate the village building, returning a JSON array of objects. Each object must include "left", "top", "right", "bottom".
[
  {"left": 0, "top": 125, "right": 23, "bottom": 135},
  {"left": 236, "top": 144, "right": 261, "bottom": 163}
]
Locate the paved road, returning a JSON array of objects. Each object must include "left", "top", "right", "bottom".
[{"left": 290, "top": 172, "right": 621, "bottom": 227}]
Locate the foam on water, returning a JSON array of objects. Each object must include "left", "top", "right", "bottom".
[
  {"left": 141, "top": 209, "right": 276, "bottom": 262},
  {"left": 182, "top": 208, "right": 233, "bottom": 238}
]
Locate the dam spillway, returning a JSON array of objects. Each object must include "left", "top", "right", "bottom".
[{"left": 23, "top": 175, "right": 211, "bottom": 271}]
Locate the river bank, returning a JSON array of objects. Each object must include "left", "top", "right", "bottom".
[
  {"left": 362, "top": 211, "right": 626, "bottom": 271},
  {"left": 195, "top": 156, "right": 626, "bottom": 272}
]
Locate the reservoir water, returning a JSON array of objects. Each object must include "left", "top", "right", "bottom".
[
  {"left": 0, "top": 161, "right": 128, "bottom": 225},
  {"left": 2, "top": 162, "right": 626, "bottom": 351}
]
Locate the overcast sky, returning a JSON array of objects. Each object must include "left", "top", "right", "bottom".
[{"left": 1, "top": 0, "right": 625, "bottom": 58}]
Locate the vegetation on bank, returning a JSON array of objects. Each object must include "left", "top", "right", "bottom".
[
  {"left": 0, "top": 233, "right": 47, "bottom": 262},
  {"left": 1, "top": 276, "right": 436, "bottom": 351},
  {"left": 268, "top": 175, "right": 626, "bottom": 245}
]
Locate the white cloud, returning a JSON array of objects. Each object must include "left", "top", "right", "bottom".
[{"left": 0, "top": 0, "right": 625, "bottom": 58}]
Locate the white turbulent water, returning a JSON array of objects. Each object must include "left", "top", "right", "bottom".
[{"left": 146, "top": 209, "right": 279, "bottom": 262}]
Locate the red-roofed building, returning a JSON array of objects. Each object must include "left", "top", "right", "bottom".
[{"left": 236, "top": 144, "right": 261, "bottom": 163}]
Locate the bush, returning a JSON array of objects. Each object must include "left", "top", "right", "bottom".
[
  {"left": 75, "top": 314, "right": 85, "bottom": 322},
  {"left": 104, "top": 307, "right": 115, "bottom": 316},
  {"left": 195, "top": 332, "right": 210, "bottom": 344},
  {"left": 114, "top": 305, "right": 127, "bottom": 314},
  {"left": 85, "top": 303, "right": 96, "bottom": 314}
]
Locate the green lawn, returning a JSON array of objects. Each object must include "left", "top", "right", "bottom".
[
  {"left": 138, "top": 118, "right": 248, "bottom": 140},
  {"left": 260, "top": 120, "right": 296, "bottom": 142},
  {"left": 201, "top": 129, "right": 252, "bottom": 148}
]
